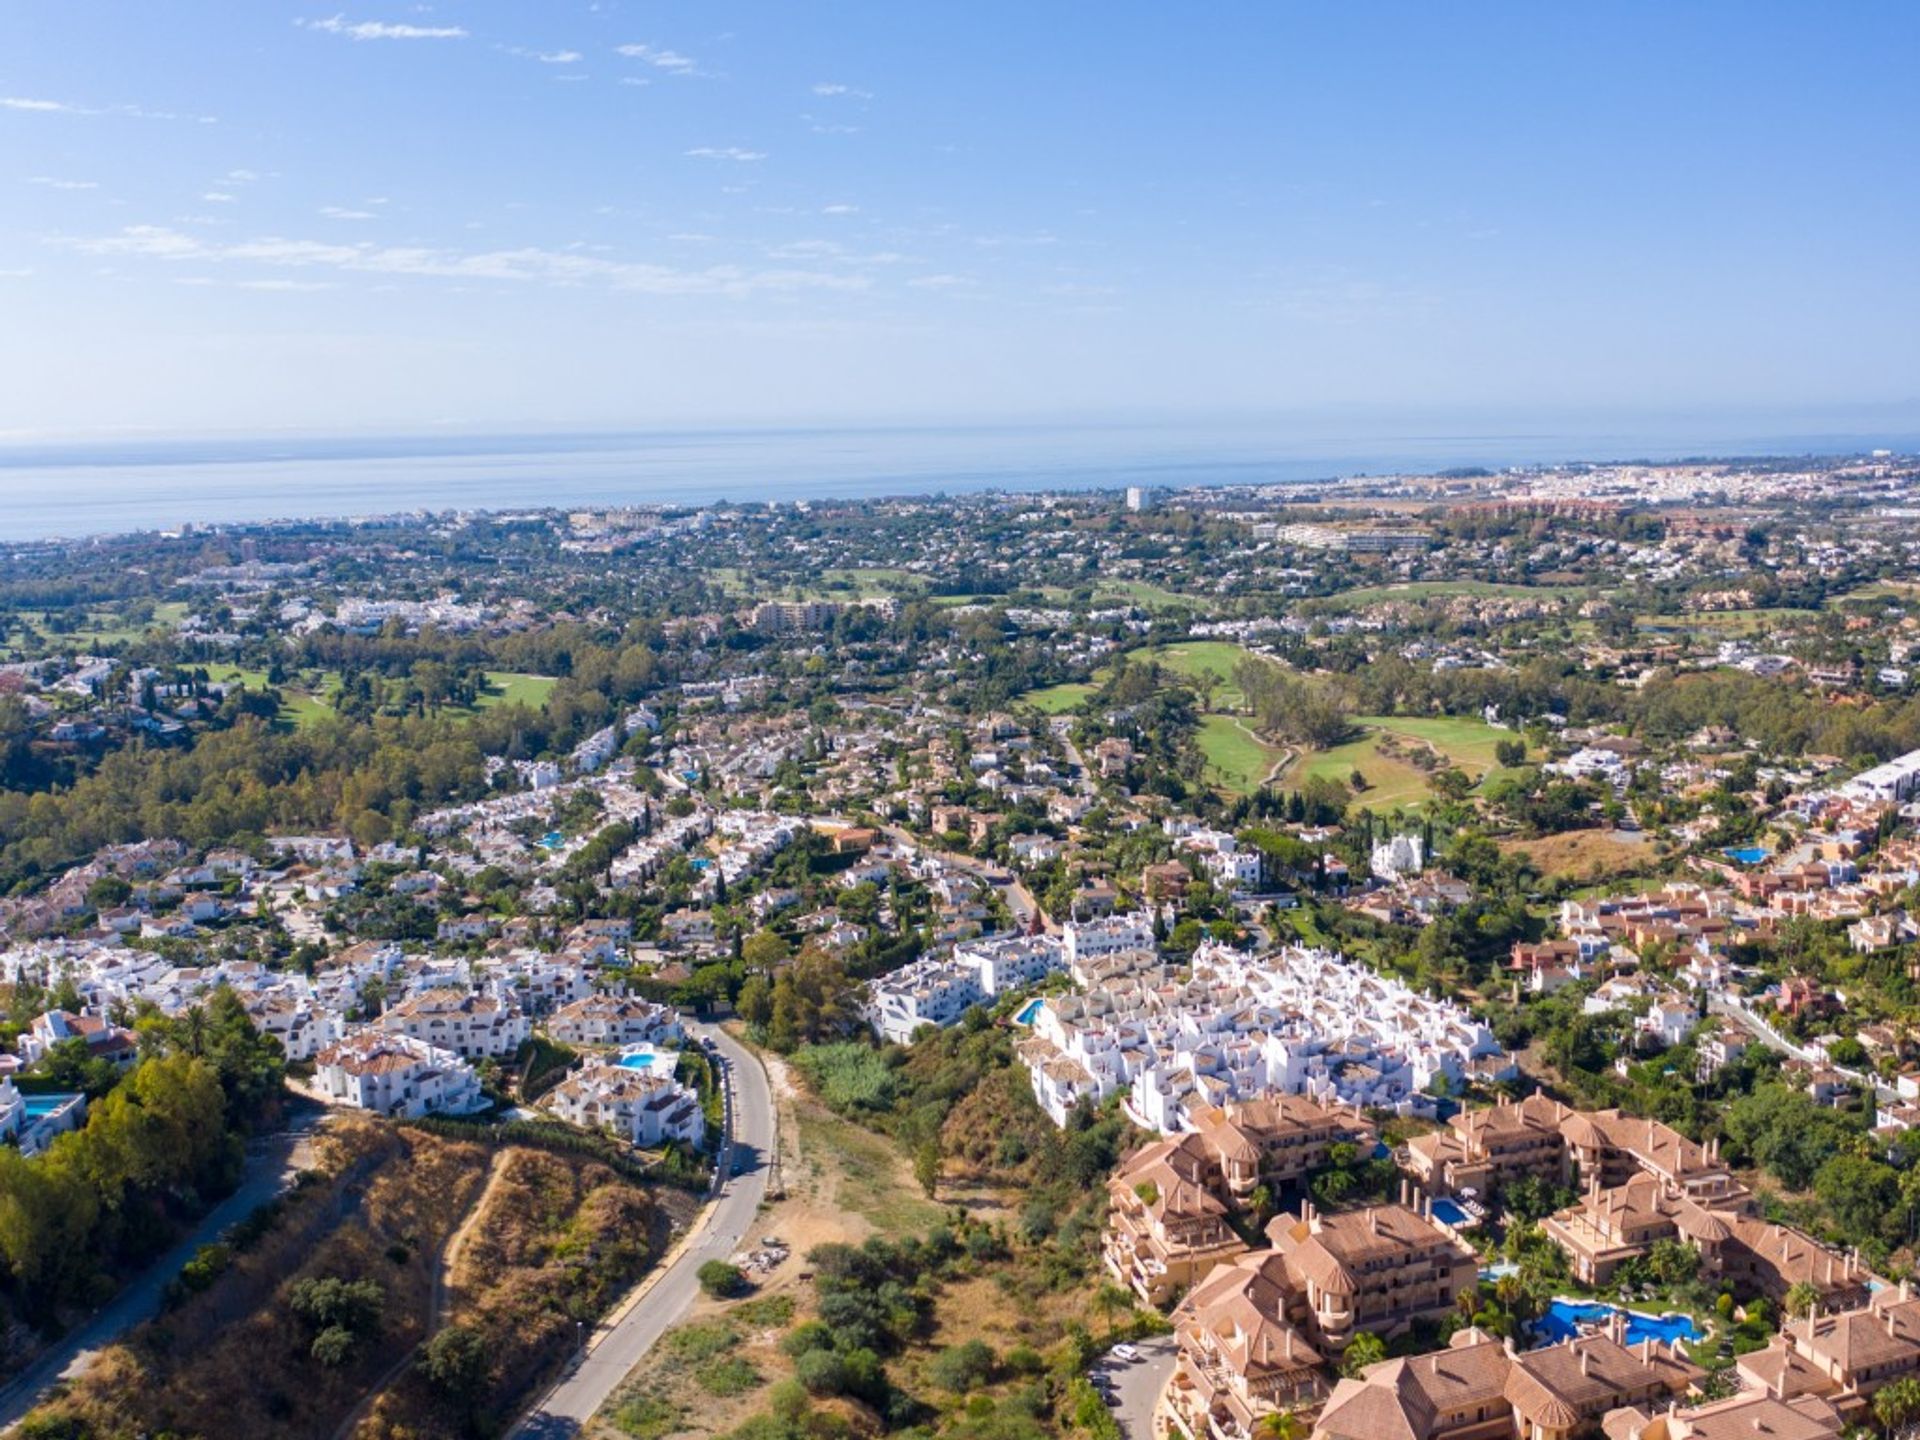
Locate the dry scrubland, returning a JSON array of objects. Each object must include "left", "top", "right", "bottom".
[
  {"left": 27, "top": 1119, "right": 683, "bottom": 1440},
  {"left": 593, "top": 1045, "right": 1137, "bottom": 1440}
]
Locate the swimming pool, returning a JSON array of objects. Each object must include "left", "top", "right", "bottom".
[
  {"left": 1535, "top": 1300, "right": 1701, "bottom": 1348},
  {"left": 1723, "top": 845, "right": 1769, "bottom": 865},
  {"left": 616, "top": 1047, "right": 679, "bottom": 1078},
  {"left": 1013, "top": 999, "right": 1045, "bottom": 1025},
  {"left": 538, "top": 831, "right": 565, "bottom": 850},
  {"left": 1429, "top": 1198, "right": 1473, "bottom": 1228},
  {"left": 21, "top": 1095, "right": 75, "bottom": 1119}
]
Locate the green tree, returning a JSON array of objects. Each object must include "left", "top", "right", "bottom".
[
  {"left": 914, "top": 1141, "right": 942, "bottom": 1199},
  {"left": 698, "top": 1260, "right": 748, "bottom": 1298},
  {"left": 1340, "top": 1332, "right": 1386, "bottom": 1377},
  {"left": 419, "top": 1323, "right": 491, "bottom": 1396}
]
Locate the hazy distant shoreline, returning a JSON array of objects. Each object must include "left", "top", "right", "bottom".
[{"left": 1, "top": 421, "right": 1915, "bottom": 545}]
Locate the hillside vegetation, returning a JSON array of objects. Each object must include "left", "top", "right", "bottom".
[{"left": 22, "top": 1122, "right": 671, "bottom": 1440}]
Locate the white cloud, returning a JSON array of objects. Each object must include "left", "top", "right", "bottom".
[
  {"left": 237, "top": 278, "right": 335, "bottom": 291},
  {"left": 202, "top": 191, "right": 238, "bottom": 203},
  {"left": 300, "top": 15, "right": 467, "bottom": 40},
  {"left": 500, "top": 45, "right": 583, "bottom": 64},
  {"left": 686, "top": 147, "right": 765, "bottom": 162},
  {"left": 320, "top": 206, "right": 377, "bottom": 220},
  {"left": 908, "top": 273, "right": 976, "bottom": 289},
  {"left": 615, "top": 44, "right": 698, "bottom": 73},
  {"left": 73, "top": 224, "right": 871, "bottom": 298},
  {"left": 811, "top": 82, "right": 872, "bottom": 99},
  {"left": 28, "top": 176, "right": 98, "bottom": 190},
  {"left": 2, "top": 96, "right": 213, "bottom": 122},
  {"left": 821, "top": 204, "right": 859, "bottom": 215},
  {"left": 226, "top": 169, "right": 262, "bottom": 183},
  {"left": 618, "top": 76, "right": 651, "bottom": 88}
]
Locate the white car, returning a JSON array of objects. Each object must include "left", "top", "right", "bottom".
[{"left": 1111, "top": 1344, "right": 1140, "bottom": 1363}]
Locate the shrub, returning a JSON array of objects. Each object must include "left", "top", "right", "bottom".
[
  {"left": 310, "top": 1325, "right": 359, "bottom": 1369},
  {"left": 698, "top": 1260, "right": 748, "bottom": 1298},
  {"left": 928, "top": 1339, "right": 997, "bottom": 1394},
  {"left": 288, "top": 1275, "right": 385, "bottom": 1338},
  {"left": 794, "top": 1348, "right": 849, "bottom": 1396},
  {"left": 419, "top": 1323, "right": 490, "bottom": 1395}
]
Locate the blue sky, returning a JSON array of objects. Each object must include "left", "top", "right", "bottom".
[{"left": 1, "top": 2, "right": 1916, "bottom": 440}]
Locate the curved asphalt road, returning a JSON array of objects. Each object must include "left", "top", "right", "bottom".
[{"left": 511, "top": 1019, "right": 776, "bottom": 1438}]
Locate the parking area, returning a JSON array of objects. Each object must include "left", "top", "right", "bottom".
[{"left": 1090, "top": 1334, "right": 1178, "bottom": 1440}]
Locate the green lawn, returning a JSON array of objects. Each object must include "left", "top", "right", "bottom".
[
  {"left": 1019, "top": 682, "right": 1094, "bottom": 714},
  {"left": 472, "top": 671, "right": 559, "bottom": 710},
  {"left": 1282, "top": 713, "right": 1520, "bottom": 810},
  {"left": 1092, "top": 579, "right": 1194, "bottom": 610},
  {"left": 212, "top": 666, "right": 340, "bottom": 730},
  {"left": 1138, "top": 641, "right": 1276, "bottom": 708},
  {"left": 1197, "top": 714, "right": 1285, "bottom": 794},
  {"left": 213, "top": 666, "right": 555, "bottom": 726}
]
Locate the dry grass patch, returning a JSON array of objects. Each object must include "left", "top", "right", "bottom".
[{"left": 1499, "top": 828, "right": 1656, "bottom": 883}]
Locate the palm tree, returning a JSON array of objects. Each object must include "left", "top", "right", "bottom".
[{"left": 1256, "top": 1411, "right": 1304, "bottom": 1440}]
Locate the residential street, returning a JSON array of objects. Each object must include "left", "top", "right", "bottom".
[{"left": 511, "top": 1020, "right": 776, "bottom": 1438}]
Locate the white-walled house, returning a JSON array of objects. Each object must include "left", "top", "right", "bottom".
[
  {"left": 380, "top": 987, "right": 531, "bottom": 1058},
  {"left": 547, "top": 1062, "right": 705, "bottom": 1148},
  {"left": 314, "top": 1032, "right": 487, "bottom": 1118},
  {"left": 547, "top": 995, "right": 684, "bottom": 1048}
]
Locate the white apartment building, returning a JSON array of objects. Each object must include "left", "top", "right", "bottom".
[
  {"left": 955, "top": 933, "right": 1067, "bottom": 996},
  {"left": 244, "top": 991, "right": 346, "bottom": 1062},
  {"left": 547, "top": 1062, "right": 705, "bottom": 1148},
  {"left": 314, "top": 1032, "right": 488, "bottom": 1118},
  {"left": 380, "top": 987, "right": 531, "bottom": 1058},
  {"left": 1063, "top": 913, "right": 1157, "bottom": 973},
  {"left": 1020, "top": 943, "right": 1508, "bottom": 1130},
  {"left": 547, "top": 994, "right": 684, "bottom": 1048},
  {"left": 1842, "top": 748, "right": 1920, "bottom": 804},
  {"left": 867, "top": 956, "right": 986, "bottom": 1044}
]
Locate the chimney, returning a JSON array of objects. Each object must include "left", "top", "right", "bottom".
[{"left": 1580, "top": 1348, "right": 1592, "bottom": 1377}]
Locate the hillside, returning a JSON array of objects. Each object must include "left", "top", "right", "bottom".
[{"left": 21, "top": 1121, "right": 678, "bottom": 1440}]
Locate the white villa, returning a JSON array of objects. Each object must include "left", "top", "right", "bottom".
[
  {"left": 547, "top": 994, "right": 684, "bottom": 1048},
  {"left": 380, "top": 987, "right": 531, "bottom": 1058},
  {"left": 547, "top": 1061, "right": 706, "bottom": 1148},
  {"left": 313, "top": 1032, "right": 488, "bottom": 1118}
]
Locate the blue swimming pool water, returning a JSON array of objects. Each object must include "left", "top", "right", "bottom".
[
  {"left": 1535, "top": 1300, "right": 1701, "bottom": 1348},
  {"left": 1014, "top": 999, "right": 1044, "bottom": 1025},
  {"left": 616, "top": 1048, "right": 679, "bottom": 1078},
  {"left": 538, "top": 831, "right": 565, "bottom": 850},
  {"left": 21, "top": 1094, "right": 76, "bottom": 1119},
  {"left": 1723, "top": 845, "right": 1769, "bottom": 865},
  {"left": 1429, "top": 1198, "right": 1471, "bottom": 1227}
]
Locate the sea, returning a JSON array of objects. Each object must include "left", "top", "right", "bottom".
[{"left": 0, "top": 418, "right": 1914, "bottom": 543}]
